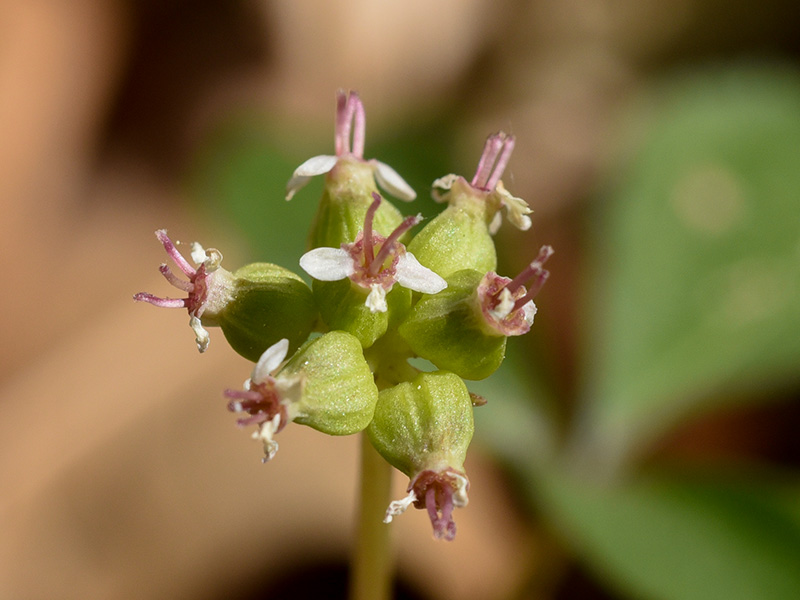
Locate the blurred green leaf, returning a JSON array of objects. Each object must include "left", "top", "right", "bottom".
[
  {"left": 470, "top": 337, "right": 559, "bottom": 470},
  {"left": 582, "top": 64, "right": 800, "bottom": 462},
  {"left": 537, "top": 469, "right": 800, "bottom": 600}
]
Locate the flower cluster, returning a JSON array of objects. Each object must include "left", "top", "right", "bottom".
[{"left": 135, "top": 90, "right": 551, "bottom": 541}]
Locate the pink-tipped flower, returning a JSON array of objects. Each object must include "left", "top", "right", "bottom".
[
  {"left": 478, "top": 245, "right": 554, "bottom": 336},
  {"left": 299, "top": 193, "right": 446, "bottom": 313},
  {"left": 134, "top": 230, "right": 235, "bottom": 352},
  {"left": 286, "top": 90, "right": 416, "bottom": 202},
  {"left": 384, "top": 469, "right": 469, "bottom": 541},
  {"left": 224, "top": 338, "right": 303, "bottom": 462},
  {"left": 432, "top": 131, "right": 532, "bottom": 233}
]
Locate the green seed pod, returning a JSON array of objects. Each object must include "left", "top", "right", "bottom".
[
  {"left": 310, "top": 158, "right": 406, "bottom": 249},
  {"left": 312, "top": 278, "right": 412, "bottom": 348},
  {"left": 367, "top": 371, "right": 473, "bottom": 478},
  {"left": 215, "top": 263, "right": 318, "bottom": 362},
  {"left": 398, "top": 269, "right": 507, "bottom": 380},
  {"left": 407, "top": 178, "right": 497, "bottom": 279},
  {"left": 281, "top": 330, "right": 378, "bottom": 436}
]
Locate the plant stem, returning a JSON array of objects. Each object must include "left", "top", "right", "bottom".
[{"left": 350, "top": 431, "right": 394, "bottom": 600}]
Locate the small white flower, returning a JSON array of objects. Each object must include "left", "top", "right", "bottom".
[
  {"left": 285, "top": 91, "right": 416, "bottom": 202},
  {"left": 299, "top": 193, "right": 447, "bottom": 312},
  {"left": 134, "top": 230, "right": 233, "bottom": 353},
  {"left": 478, "top": 245, "right": 552, "bottom": 337},
  {"left": 430, "top": 132, "right": 532, "bottom": 233},
  {"left": 224, "top": 338, "right": 304, "bottom": 462}
]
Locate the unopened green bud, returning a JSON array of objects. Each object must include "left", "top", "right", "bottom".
[
  {"left": 281, "top": 330, "right": 378, "bottom": 435},
  {"left": 368, "top": 370, "right": 473, "bottom": 479},
  {"left": 310, "top": 158, "right": 407, "bottom": 248},
  {"left": 217, "top": 263, "right": 318, "bottom": 362},
  {"left": 407, "top": 178, "right": 498, "bottom": 278},
  {"left": 399, "top": 246, "right": 554, "bottom": 380},
  {"left": 312, "top": 279, "right": 411, "bottom": 348},
  {"left": 367, "top": 371, "right": 474, "bottom": 540},
  {"left": 398, "top": 270, "right": 506, "bottom": 380}
]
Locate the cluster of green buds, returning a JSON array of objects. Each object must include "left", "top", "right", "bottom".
[{"left": 134, "top": 90, "right": 552, "bottom": 541}]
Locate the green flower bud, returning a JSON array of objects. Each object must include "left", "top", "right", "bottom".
[
  {"left": 367, "top": 371, "right": 474, "bottom": 540},
  {"left": 309, "top": 158, "right": 407, "bottom": 248},
  {"left": 399, "top": 246, "right": 554, "bottom": 380},
  {"left": 226, "top": 331, "right": 378, "bottom": 461},
  {"left": 398, "top": 270, "right": 507, "bottom": 380},
  {"left": 217, "top": 263, "right": 318, "bottom": 362},
  {"left": 281, "top": 330, "right": 378, "bottom": 435},
  {"left": 407, "top": 178, "right": 498, "bottom": 278},
  {"left": 408, "top": 132, "right": 534, "bottom": 279},
  {"left": 312, "top": 278, "right": 411, "bottom": 348}
]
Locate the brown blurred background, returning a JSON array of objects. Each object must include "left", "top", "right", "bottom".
[{"left": 1, "top": 1, "right": 798, "bottom": 599}]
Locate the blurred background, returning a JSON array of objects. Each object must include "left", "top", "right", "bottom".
[{"left": 1, "top": 1, "right": 799, "bottom": 599}]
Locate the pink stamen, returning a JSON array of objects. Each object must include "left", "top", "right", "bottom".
[
  {"left": 159, "top": 264, "right": 194, "bottom": 292},
  {"left": 334, "top": 90, "right": 348, "bottom": 156},
  {"left": 425, "top": 484, "right": 456, "bottom": 541},
  {"left": 133, "top": 292, "right": 187, "bottom": 309},
  {"left": 370, "top": 213, "right": 421, "bottom": 275},
  {"left": 471, "top": 135, "right": 503, "bottom": 188},
  {"left": 497, "top": 245, "right": 553, "bottom": 312},
  {"left": 485, "top": 135, "right": 515, "bottom": 191},
  {"left": 155, "top": 229, "right": 196, "bottom": 277},
  {"left": 223, "top": 389, "right": 264, "bottom": 403},
  {"left": 471, "top": 133, "right": 515, "bottom": 191},
  {"left": 362, "top": 192, "right": 381, "bottom": 266},
  {"left": 350, "top": 92, "right": 365, "bottom": 158}
]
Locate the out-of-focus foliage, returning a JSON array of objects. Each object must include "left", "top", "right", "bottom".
[
  {"left": 476, "top": 63, "right": 800, "bottom": 600},
  {"left": 583, "top": 64, "right": 800, "bottom": 465}
]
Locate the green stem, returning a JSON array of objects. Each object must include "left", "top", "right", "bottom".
[{"left": 350, "top": 431, "right": 394, "bottom": 600}]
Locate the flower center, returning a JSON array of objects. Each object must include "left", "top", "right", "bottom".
[
  {"left": 225, "top": 379, "right": 288, "bottom": 430},
  {"left": 489, "top": 245, "right": 553, "bottom": 315},
  {"left": 347, "top": 192, "right": 421, "bottom": 289}
]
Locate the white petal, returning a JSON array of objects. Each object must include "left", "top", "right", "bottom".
[
  {"left": 373, "top": 161, "right": 416, "bottom": 201},
  {"left": 285, "top": 175, "right": 312, "bottom": 201},
  {"left": 521, "top": 300, "right": 537, "bottom": 326},
  {"left": 285, "top": 155, "right": 338, "bottom": 200},
  {"left": 451, "top": 474, "right": 469, "bottom": 508},
  {"left": 189, "top": 316, "right": 210, "bottom": 353},
  {"left": 488, "top": 211, "right": 503, "bottom": 235},
  {"left": 489, "top": 287, "right": 515, "bottom": 320},
  {"left": 431, "top": 174, "right": 458, "bottom": 203},
  {"left": 383, "top": 490, "right": 417, "bottom": 523},
  {"left": 252, "top": 413, "right": 282, "bottom": 462},
  {"left": 395, "top": 253, "right": 447, "bottom": 295},
  {"left": 495, "top": 181, "right": 532, "bottom": 231},
  {"left": 252, "top": 338, "right": 290, "bottom": 383},
  {"left": 293, "top": 154, "right": 338, "bottom": 177},
  {"left": 365, "top": 284, "right": 388, "bottom": 313},
  {"left": 299, "top": 247, "right": 354, "bottom": 281},
  {"left": 190, "top": 242, "right": 207, "bottom": 265}
]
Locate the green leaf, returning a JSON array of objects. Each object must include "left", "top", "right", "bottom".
[
  {"left": 537, "top": 469, "right": 800, "bottom": 600},
  {"left": 582, "top": 64, "right": 800, "bottom": 461}
]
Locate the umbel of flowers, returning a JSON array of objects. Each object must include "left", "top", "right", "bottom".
[{"left": 135, "top": 90, "right": 551, "bottom": 541}]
